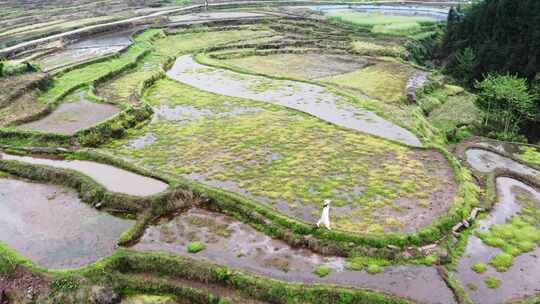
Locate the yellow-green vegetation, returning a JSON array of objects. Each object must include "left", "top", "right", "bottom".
[
  {"left": 490, "top": 252, "right": 513, "bottom": 272},
  {"left": 98, "top": 28, "right": 276, "bottom": 104},
  {"left": 313, "top": 265, "right": 331, "bottom": 277},
  {"left": 153, "top": 28, "right": 272, "bottom": 57},
  {"left": 366, "top": 264, "right": 382, "bottom": 274},
  {"left": 518, "top": 146, "right": 540, "bottom": 166},
  {"left": 122, "top": 294, "right": 177, "bottom": 304},
  {"left": 327, "top": 11, "right": 436, "bottom": 36},
  {"left": 321, "top": 60, "right": 415, "bottom": 102},
  {"left": 223, "top": 53, "right": 367, "bottom": 80},
  {"left": 186, "top": 241, "right": 206, "bottom": 253},
  {"left": 484, "top": 275, "right": 501, "bottom": 289},
  {"left": 203, "top": 51, "right": 446, "bottom": 145},
  {"left": 350, "top": 41, "right": 409, "bottom": 58},
  {"left": 104, "top": 79, "right": 451, "bottom": 233},
  {"left": 98, "top": 53, "right": 168, "bottom": 104},
  {"left": 475, "top": 193, "right": 540, "bottom": 272},
  {"left": 372, "top": 22, "right": 422, "bottom": 36},
  {"left": 346, "top": 255, "right": 391, "bottom": 271},
  {"left": 471, "top": 262, "right": 487, "bottom": 273},
  {"left": 38, "top": 29, "right": 163, "bottom": 105},
  {"left": 426, "top": 88, "right": 480, "bottom": 142}
]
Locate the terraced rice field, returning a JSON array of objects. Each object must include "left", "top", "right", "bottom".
[{"left": 0, "top": 3, "right": 538, "bottom": 304}]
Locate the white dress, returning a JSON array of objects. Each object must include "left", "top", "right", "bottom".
[{"left": 317, "top": 204, "right": 331, "bottom": 230}]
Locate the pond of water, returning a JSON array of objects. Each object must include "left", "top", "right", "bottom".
[{"left": 0, "top": 178, "right": 133, "bottom": 268}]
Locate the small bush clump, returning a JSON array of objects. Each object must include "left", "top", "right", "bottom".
[
  {"left": 471, "top": 263, "right": 487, "bottom": 273},
  {"left": 187, "top": 241, "right": 206, "bottom": 253},
  {"left": 484, "top": 275, "right": 501, "bottom": 289},
  {"left": 313, "top": 265, "right": 331, "bottom": 277}
]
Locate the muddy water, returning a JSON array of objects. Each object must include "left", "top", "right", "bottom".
[
  {"left": 455, "top": 177, "right": 540, "bottom": 304},
  {"left": 310, "top": 5, "right": 448, "bottom": 21},
  {"left": 0, "top": 153, "right": 168, "bottom": 196},
  {"left": 166, "top": 55, "right": 422, "bottom": 147},
  {"left": 19, "top": 94, "right": 120, "bottom": 134},
  {"left": 38, "top": 46, "right": 125, "bottom": 72},
  {"left": 169, "top": 12, "right": 268, "bottom": 23},
  {"left": 0, "top": 178, "right": 133, "bottom": 268},
  {"left": 67, "top": 28, "right": 136, "bottom": 49},
  {"left": 465, "top": 148, "right": 540, "bottom": 177},
  {"left": 133, "top": 208, "right": 455, "bottom": 304}
]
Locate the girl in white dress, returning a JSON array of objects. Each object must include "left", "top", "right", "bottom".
[{"left": 316, "top": 199, "right": 332, "bottom": 230}]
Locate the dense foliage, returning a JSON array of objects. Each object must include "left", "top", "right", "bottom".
[
  {"left": 442, "top": 0, "right": 540, "bottom": 141},
  {"left": 443, "top": 0, "right": 540, "bottom": 82},
  {"left": 475, "top": 74, "right": 536, "bottom": 140}
]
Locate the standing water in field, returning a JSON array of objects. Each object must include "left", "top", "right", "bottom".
[
  {"left": 0, "top": 178, "right": 133, "bottom": 268},
  {"left": 0, "top": 152, "right": 168, "bottom": 196},
  {"left": 455, "top": 177, "right": 540, "bottom": 304},
  {"left": 134, "top": 208, "right": 456, "bottom": 304},
  {"left": 166, "top": 55, "right": 422, "bottom": 146}
]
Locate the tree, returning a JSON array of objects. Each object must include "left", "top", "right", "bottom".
[
  {"left": 475, "top": 73, "right": 537, "bottom": 136},
  {"left": 442, "top": 0, "right": 540, "bottom": 83},
  {"left": 453, "top": 47, "right": 477, "bottom": 84}
]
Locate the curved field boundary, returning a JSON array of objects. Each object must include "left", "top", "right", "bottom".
[
  {"left": 0, "top": 243, "right": 414, "bottom": 304},
  {"left": 143, "top": 42, "right": 479, "bottom": 251},
  {"left": 0, "top": 30, "right": 165, "bottom": 147},
  {"left": 1, "top": 23, "right": 477, "bottom": 253},
  {"left": 0, "top": 0, "right": 461, "bottom": 59}
]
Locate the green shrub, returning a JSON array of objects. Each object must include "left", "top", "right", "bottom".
[
  {"left": 366, "top": 264, "right": 381, "bottom": 274},
  {"left": 490, "top": 252, "right": 513, "bottom": 272},
  {"left": 313, "top": 265, "right": 331, "bottom": 277},
  {"left": 471, "top": 263, "right": 487, "bottom": 273},
  {"left": 484, "top": 275, "right": 501, "bottom": 289},
  {"left": 187, "top": 242, "right": 206, "bottom": 253}
]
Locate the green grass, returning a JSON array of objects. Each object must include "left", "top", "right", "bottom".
[
  {"left": 428, "top": 93, "right": 481, "bottom": 142},
  {"left": 104, "top": 78, "right": 451, "bottom": 234},
  {"left": 346, "top": 256, "right": 391, "bottom": 271},
  {"left": 350, "top": 41, "right": 409, "bottom": 58},
  {"left": 38, "top": 29, "right": 162, "bottom": 106},
  {"left": 518, "top": 146, "right": 540, "bottom": 166},
  {"left": 186, "top": 241, "right": 206, "bottom": 253},
  {"left": 320, "top": 59, "right": 415, "bottom": 102},
  {"left": 489, "top": 252, "right": 513, "bottom": 272},
  {"left": 153, "top": 29, "right": 272, "bottom": 57},
  {"left": 372, "top": 22, "right": 422, "bottom": 36},
  {"left": 313, "top": 265, "right": 331, "bottom": 277},
  {"left": 471, "top": 263, "right": 487, "bottom": 273},
  {"left": 366, "top": 264, "right": 382, "bottom": 274},
  {"left": 327, "top": 11, "right": 436, "bottom": 37},
  {"left": 484, "top": 275, "right": 501, "bottom": 289},
  {"left": 474, "top": 192, "right": 540, "bottom": 272}
]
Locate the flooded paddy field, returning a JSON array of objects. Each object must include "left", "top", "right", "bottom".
[
  {"left": 133, "top": 208, "right": 456, "bottom": 304},
  {"left": 0, "top": 152, "right": 168, "bottom": 196},
  {"left": 167, "top": 55, "right": 422, "bottom": 146},
  {"left": 18, "top": 90, "right": 121, "bottom": 134},
  {"left": 0, "top": 177, "right": 133, "bottom": 268},
  {"left": 104, "top": 77, "right": 455, "bottom": 234}
]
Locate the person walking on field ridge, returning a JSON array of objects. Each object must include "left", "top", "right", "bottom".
[{"left": 316, "top": 199, "right": 332, "bottom": 230}]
